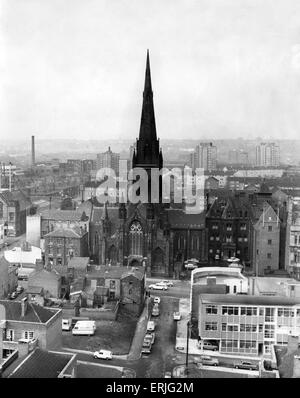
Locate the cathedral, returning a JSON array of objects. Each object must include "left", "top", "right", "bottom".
[{"left": 90, "top": 51, "right": 207, "bottom": 277}]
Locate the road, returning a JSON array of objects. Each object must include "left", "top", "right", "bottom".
[{"left": 61, "top": 284, "right": 260, "bottom": 378}]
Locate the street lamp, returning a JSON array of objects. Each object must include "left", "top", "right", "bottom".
[{"left": 186, "top": 320, "right": 190, "bottom": 375}]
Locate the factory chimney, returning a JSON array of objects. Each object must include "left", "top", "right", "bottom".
[{"left": 31, "top": 135, "right": 35, "bottom": 166}]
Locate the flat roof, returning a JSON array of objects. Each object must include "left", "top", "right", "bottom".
[{"left": 199, "top": 294, "right": 300, "bottom": 307}]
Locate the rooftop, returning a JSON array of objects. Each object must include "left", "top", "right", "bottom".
[
  {"left": 199, "top": 294, "right": 300, "bottom": 307},
  {"left": 8, "top": 349, "right": 74, "bottom": 378},
  {"left": 87, "top": 265, "right": 145, "bottom": 280},
  {"left": 0, "top": 300, "right": 60, "bottom": 323},
  {"left": 68, "top": 256, "right": 90, "bottom": 269}
]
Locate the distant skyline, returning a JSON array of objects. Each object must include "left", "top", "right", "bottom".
[{"left": 1, "top": 0, "right": 300, "bottom": 142}]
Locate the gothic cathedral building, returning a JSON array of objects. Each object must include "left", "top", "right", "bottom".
[{"left": 90, "top": 51, "right": 208, "bottom": 277}]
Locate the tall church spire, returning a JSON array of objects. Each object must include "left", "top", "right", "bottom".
[{"left": 138, "top": 49, "right": 157, "bottom": 143}]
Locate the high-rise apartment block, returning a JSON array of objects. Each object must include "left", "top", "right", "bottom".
[
  {"left": 191, "top": 142, "right": 217, "bottom": 172},
  {"left": 255, "top": 142, "right": 280, "bottom": 167},
  {"left": 96, "top": 147, "right": 120, "bottom": 176}
]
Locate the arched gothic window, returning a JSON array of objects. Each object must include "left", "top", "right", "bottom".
[{"left": 129, "top": 221, "right": 143, "bottom": 256}]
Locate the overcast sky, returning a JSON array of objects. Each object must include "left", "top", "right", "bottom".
[{"left": 1, "top": 0, "right": 300, "bottom": 142}]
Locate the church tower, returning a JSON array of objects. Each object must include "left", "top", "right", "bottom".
[{"left": 132, "top": 50, "right": 163, "bottom": 202}]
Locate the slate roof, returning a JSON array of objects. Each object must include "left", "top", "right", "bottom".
[
  {"left": 44, "top": 227, "right": 85, "bottom": 239},
  {"left": 0, "top": 300, "right": 59, "bottom": 323},
  {"left": 87, "top": 265, "right": 145, "bottom": 280},
  {"left": 67, "top": 257, "right": 90, "bottom": 269},
  {"left": 9, "top": 349, "right": 73, "bottom": 378},
  {"left": 0, "top": 190, "right": 32, "bottom": 211},
  {"left": 168, "top": 209, "right": 205, "bottom": 229},
  {"left": 39, "top": 209, "right": 88, "bottom": 221}
]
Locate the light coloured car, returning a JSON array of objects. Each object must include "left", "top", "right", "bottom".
[
  {"left": 148, "top": 284, "right": 168, "bottom": 291},
  {"left": 164, "top": 371, "right": 172, "bottom": 378},
  {"left": 202, "top": 341, "right": 219, "bottom": 351},
  {"left": 153, "top": 297, "right": 161, "bottom": 304},
  {"left": 233, "top": 360, "right": 258, "bottom": 370},
  {"left": 147, "top": 321, "right": 155, "bottom": 332},
  {"left": 152, "top": 306, "right": 160, "bottom": 317},
  {"left": 161, "top": 280, "right": 174, "bottom": 287},
  {"left": 173, "top": 312, "right": 181, "bottom": 321},
  {"left": 145, "top": 332, "right": 155, "bottom": 345},
  {"left": 93, "top": 350, "right": 113, "bottom": 360},
  {"left": 195, "top": 355, "right": 219, "bottom": 367}
]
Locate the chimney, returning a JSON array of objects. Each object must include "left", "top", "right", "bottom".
[
  {"left": 21, "top": 297, "right": 28, "bottom": 317},
  {"left": 31, "top": 135, "right": 35, "bottom": 166}
]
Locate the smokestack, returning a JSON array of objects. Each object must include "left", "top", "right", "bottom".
[{"left": 31, "top": 135, "right": 35, "bottom": 166}]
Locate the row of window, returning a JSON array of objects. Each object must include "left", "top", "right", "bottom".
[
  {"left": 222, "top": 323, "right": 263, "bottom": 333},
  {"left": 210, "top": 236, "right": 248, "bottom": 242},
  {"left": 211, "top": 223, "right": 247, "bottom": 230},
  {"left": 205, "top": 305, "right": 297, "bottom": 318},
  {"left": 220, "top": 340, "right": 257, "bottom": 349},
  {"left": 6, "top": 330, "right": 34, "bottom": 341}
]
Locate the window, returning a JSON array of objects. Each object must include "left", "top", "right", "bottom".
[
  {"left": 226, "top": 223, "right": 232, "bottom": 231},
  {"left": 240, "top": 340, "right": 257, "bottom": 349},
  {"left": 205, "top": 322, "right": 218, "bottom": 331},
  {"left": 6, "top": 329, "right": 14, "bottom": 341},
  {"left": 227, "top": 324, "right": 239, "bottom": 332},
  {"left": 259, "top": 324, "right": 263, "bottom": 332},
  {"left": 240, "top": 307, "right": 258, "bottom": 316},
  {"left": 110, "top": 280, "right": 116, "bottom": 290},
  {"left": 240, "top": 324, "right": 257, "bottom": 332},
  {"left": 240, "top": 223, "right": 247, "bottom": 230},
  {"left": 268, "top": 239, "right": 272, "bottom": 245},
  {"left": 129, "top": 222, "right": 143, "bottom": 256},
  {"left": 9, "top": 212, "right": 15, "bottom": 222},
  {"left": 23, "top": 331, "right": 34, "bottom": 340},
  {"left": 206, "top": 305, "right": 218, "bottom": 315},
  {"left": 267, "top": 253, "right": 272, "bottom": 259},
  {"left": 215, "top": 236, "right": 220, "bottom": 241},
  {"left": 238, "top": 237, "right": 243, "bottom": 242},
  {"left": 268, "top": 226, "right": 272, "bottom": 232},
  {"left": 265, "top": 308, "right": 275, "bottom": 322},
  {"left": 244, "top": 237, "right": 248, "bottom": 242},
  {"left": 264, "top": 324, "right": 275, "bottom": 339},
  {"left": 210, "top": 236, "right": 214, "bottom": 241},
  {"left": 222, "top": 306, "right": 239, "bottom": 315}
]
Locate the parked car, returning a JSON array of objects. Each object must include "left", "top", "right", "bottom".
[
  {"left": 161, "top": 280, "right": 174, "bottom": 287},
  {"left": 11, "top": 292, "right": 18, "bottom": 299},
  {"left": 233, "top": 360, "right": 258, "bottom": 371},
  {"left": 152, "top": 306, "right": 160, "bottom": 317},
  {"left": 16, "top": 286, "right": 24, "bottom": 294},
  {"left": 195, "top": 355, "right": 219, "bottom": 367},
  {"left": 202, "top": 341, "right": 218, "bottom": 351},
  {"left": 173, "top": 312, "right": 181, "bottom": 321},
  {"left": 7, "top": 293, "right": 13, "bottom": 300},
  {"left": 62, "top": 319, "right": 72, "bottom": 331},
  {"left": 184, "top": 263, "right": 198, "bottom": 270},
  {"left": 93, "top": 350, "right": 113, "bottom": 360},
  {"left": 142, "top": 338, "right": 152, "bottom": 348},
  {"left": 147, "top": 321, "right": 155, "bottom": 332},
  {"left": 141, "top": 343, "right": 152, "bottom": 355},
  {"left": 164, "top": 371, "right": 172, "bottom": 378},
  {"left": 148, "top": 284, "right": 168, "bottom": 291},
  {"left": 153, "top": 297, "right": 161, "bottom": 304},
  {"left": 145, "top": 332, "right": 155, "bottom": 345}
]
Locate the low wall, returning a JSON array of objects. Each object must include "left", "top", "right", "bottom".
[
  {"left": 62, "top": 301, "right": 119, "bottom": 321},
  {"left": 0, "top": 350, "right": 18, "bottom": 372}
]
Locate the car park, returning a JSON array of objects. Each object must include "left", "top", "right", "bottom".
[
  {"left": 148, "top": 284, "right": 168, "bottom": 291},
  {"left": 93, "top": 350, "right": 113, "bottom": 360},
  {"left": 173, "top": 312, "right": 181, "bottom": 321},
  {"left": 233, "top": 360, "right": 258, "bottom": 371},
  {"left": 194, "top": 355, "right": 219, "bottom": 367},
  {"left": 153, "top": 297, "right": 161, "bottom": 304}
]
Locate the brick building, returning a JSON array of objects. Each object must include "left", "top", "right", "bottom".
[
  {"left": 0, "top": 190, "right": 32, "bottom": 236},
  {"left": 44, "top": 227, "right": 89, "bottom": 268}
]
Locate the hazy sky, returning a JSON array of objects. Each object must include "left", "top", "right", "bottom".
[{"left": 1, "top": 0, "right": 300, "bottom": 142}]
